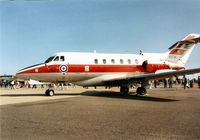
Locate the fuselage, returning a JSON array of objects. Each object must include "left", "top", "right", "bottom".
[{"left": 16, "top": 52, "right": 183, "bottom": 86}]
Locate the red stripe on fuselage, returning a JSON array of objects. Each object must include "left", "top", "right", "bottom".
[{"left": 16, "top": 64, "right": 180, "bottom": 75}]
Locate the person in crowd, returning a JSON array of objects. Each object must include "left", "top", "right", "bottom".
[
  {"left": 163, "top": 79, "right": 167, "bottom": 88},
  {"left": 10, "top": 80, "right": 15, "bottom": 89},
  {"left": 168, "top": 78, "right": 173, "bottom": 88},
  {"left": 190, "top": 80, "right": 194, "bottom": 88},
  {"left": 154, "top": 80, "right": 157, "bottom": 88},
  {"left": 183, "top": 76, "right": 187, "bottom": 89}
]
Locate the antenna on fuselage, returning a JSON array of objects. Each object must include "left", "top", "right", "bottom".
[{"left": 140, "top": 50, "right": 143, "bottom": 55}]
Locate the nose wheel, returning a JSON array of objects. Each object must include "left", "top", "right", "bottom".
[
  {"left": 136, "top": 87, "right": 147, "bottom": 96},
  {"left": 45, "top": 89, "right": 54, "bottom": 96}
]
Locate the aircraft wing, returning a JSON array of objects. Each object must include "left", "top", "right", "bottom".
[
  {"left": 104, "top": 68, "right": 200, "bottom": 86},
  {"left": 130, "top": 68, "right": 200, "bottom": 81}
]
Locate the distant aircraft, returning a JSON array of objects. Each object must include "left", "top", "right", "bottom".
[
  {"left": 16, "top": 33, "right": 200, "bottom": 96},
  {"left": 0, "top": 75, "right": 15, "bottom": 81},
  {"left": 28, "top": 79, "right": 44, "bottom": 87}
]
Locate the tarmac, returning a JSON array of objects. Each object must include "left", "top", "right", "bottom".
[{"left": 0, "top": 86, "right": 200, "bottom": 140}]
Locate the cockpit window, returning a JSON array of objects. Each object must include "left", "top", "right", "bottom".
[
  {"left": 45, "top": 55, "right": 65, "bottom": 63},
  {"left": 44, "top": 56, "right": 55, "bottom": 63},
  {"left": 60, "top": 56, "right": 65, "bottom": 61},
  {"left": 54, "top": 56, "right": 59, "bottom": 61}
]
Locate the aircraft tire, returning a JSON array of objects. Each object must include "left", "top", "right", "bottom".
[
  {"left": 120, "top": 86, "right": 129, "bottom": 96},
  {"left": 45, "top": 89, "right": 54, "bottom": 96},
  {"left": 136, "top": 87, "right": 147, "bottom": 95}
]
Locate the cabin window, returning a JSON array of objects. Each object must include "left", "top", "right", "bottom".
[
  {"left": 120, "top": 59, "right": 123, "bottom": 64},
  {"left": 60, "top": 56, "right": 65, "bottom": 61},
  {"left": 135, "top": 59, "right": 139, "bottom": 64},
  {"left": 94, "top": 59, "right": 98, "bottom": 64},
  {"left": 128, "top": 59, "right": 131, "bottom": 64},
  {"left": 54, "top": 56, "right": 59, "bottom": 61},
  {"left": 103, "top": 59, "right": 106, "bottom": 64},
  {"left": 111, "top": 59, "right": 115, "bottom": 64}
]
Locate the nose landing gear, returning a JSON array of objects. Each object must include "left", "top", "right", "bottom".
[{"left": 45, "top": 89, "right": 54, "bottom": 96}]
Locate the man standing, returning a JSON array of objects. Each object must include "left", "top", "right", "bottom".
[
  {"left": 183, "top": 76, "right": 187, "bottom": 90},
  {"left": 168, "top": 78, "right": 173, "bottom": 88}
]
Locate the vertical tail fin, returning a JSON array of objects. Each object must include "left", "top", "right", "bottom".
[{"left": 167, "top": 33, "right": 200, "bottom": 66}]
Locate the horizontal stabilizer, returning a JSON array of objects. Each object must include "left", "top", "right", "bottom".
[{"left": 168, "top": 36, "right": 200, "bottom": 50}]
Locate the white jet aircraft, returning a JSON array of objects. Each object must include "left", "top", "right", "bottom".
[{"left": 16, "top": 33, "right": 200, "bottom": 96}]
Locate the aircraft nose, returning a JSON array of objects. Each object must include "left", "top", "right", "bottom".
[
  {"left": 16, "top": 66, "right": 31, "bottom": 75},
  {"left": 16, "top": 69, "right": 24, "bottom": 75},
  {"left": 15, "top": 63, "right": 45, "bottom": 80}
]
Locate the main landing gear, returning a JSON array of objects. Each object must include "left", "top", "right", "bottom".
[
  {"left": 120, "top": 86, "right": 147, "bottom": 96},
  {"left": 120, "top": 86, "right": 129, "bottom": 96},
  {"left": 136, "top": 87, "right": 147, "bottom": 96}
]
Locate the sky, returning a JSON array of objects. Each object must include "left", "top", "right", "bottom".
[{"left": 0, "top": 0, "right": 200, "bottom": 75}]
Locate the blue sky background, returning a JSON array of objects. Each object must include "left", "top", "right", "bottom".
[{"left": 0, "top": 0, "right": 200, "bottom": 75}]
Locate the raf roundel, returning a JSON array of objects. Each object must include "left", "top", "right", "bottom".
[{"left": 59, "top": 65, "right": 68, "bottom": 73}]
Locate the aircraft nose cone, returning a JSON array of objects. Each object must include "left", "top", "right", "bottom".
[
  {"left": 15, "top": 63, "right": 45, "bottom": 80},
  {"left": 15, "top": 65, "right": 36, "bottom": 80},
  {"left": 16, "top": 70, "right": 23, "bottom": 75}
]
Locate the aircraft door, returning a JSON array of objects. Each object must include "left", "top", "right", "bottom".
[{"left": 142, "top": 60, "right": 154, "bottom": 72}]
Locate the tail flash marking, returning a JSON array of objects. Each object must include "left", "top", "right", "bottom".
[{"left": 169, "top": 48, "right": 186, "bottom": 55}]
